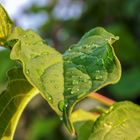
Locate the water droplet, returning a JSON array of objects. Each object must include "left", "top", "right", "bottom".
[
  {"left": 26, "top": 70, "right": 29, "bottom": 74},
  {"left": 96, "top": 70, "right": 100, "bottom": 73},
  {"left": 95, "top": 70, "right": 103, "bottom": 80},
  {"left": 48, "top": 96, "right": 53, "bottom": 103},
  {"left": 95, "top": 75, "right": 103, "bottom": 80},
  {"left": 72, "top": 80, "right": 78, "bottom": 85},
  {"left": 60, "top": 116, "right": 63, "bottom": 121},
  {"left": 76, "top": 88, "right": 79, "bottom": 91},
  {"left": 65, "top": 103, "right": 68, "bottom": 107},
  {"left": 71, "top": 91, "right": 74, "bottom": 94},
  {"left": 58, "top": 100, "right": 65, "bottom": 112}
]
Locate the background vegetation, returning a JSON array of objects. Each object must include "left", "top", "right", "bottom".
[{"left": 0, "top": 0, "right": 140, "bottom": 139}]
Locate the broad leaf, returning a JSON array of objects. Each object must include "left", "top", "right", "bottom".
[
  {"left": 75, "top": 101, "right": 140, "bottom": 140},
  {"left": 0, "top": 67, "right": 38, "bottom": 140},
  {"left": 88, "top": 101, "right": 140, "bottom": 140},
  {"left": 8, "top": 27, "right": 64, "bottom": 115},
  {"left": 63, "top": 27, "right": 121, "bottom": 132},
  {"left": 0, "top": 4, "right": 13, "bottom": 46}
]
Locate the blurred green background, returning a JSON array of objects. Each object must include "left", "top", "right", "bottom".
[{"left": 0, "top": 0, "right": 140, "bottom": 139}]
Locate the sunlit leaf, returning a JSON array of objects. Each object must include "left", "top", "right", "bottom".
[
  {"left": 0, "top": 4, "right": 13, "bottom": 46},
  {"left": 75, "top": 102, "right": 140, "bottom": 140},
  {"left": 8, "top": 27, "right": 64, "bottom": 115},
  {"left": 88, "top": 101, "right": 140, "bottom": 140},
  {"left": 0, "top": 67, "right": 38, "bottom": 140}
]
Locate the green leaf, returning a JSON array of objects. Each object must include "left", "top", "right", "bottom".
[
  {"left": 8, "top": 27, "right": 64, "bottom": 115},
  {"left": 63, "top": 27, "right": 121, "bottom": 132},
  {"left": 74, "top": 120, "right": 94, "bottom": 140},
  {"left": 0, "top": 49, "right": 15, "bottom": 83},
  {"left": 0, "top": 67, "right": 38, "bottom": 140},
  {"left": 88, "top": 101, "right": 140, "bottom": 140},
  {"left": 28, "top": 117, "right": 60, "bottom": 140},
  {"left": 71, "top": 110, "right": 98, "bottom": 140},
  {"left": 74, "top": 102, "right": 140, "bottom": 140},
  {"left": 0, "top": 4, "right": 13, "bottom": 46},
  {"left": 108, "top": 24, "right": 140, "bottom": 65}
]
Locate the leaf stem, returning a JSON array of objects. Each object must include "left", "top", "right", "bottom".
[{"left": 88, "top": 92, "right": 115, "bottom": 106}]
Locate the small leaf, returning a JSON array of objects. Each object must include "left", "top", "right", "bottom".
[
  {"left": 88, "top": 101, "right": 140, "bottom": 140},
  {"left": 0, "top": 4, "right": 13, "bottom": 46},
  {"left": 74, "top": 120, "right": 94, "bottom": 140},
  {"left": 0, "top": 67, "right": 38, "bottom": 140},
  {"left": 8, "top": 27, "right": 64, "bottom": 115},
  {"left": 63, "top": 27, "right": 121, "bottom": 132}
]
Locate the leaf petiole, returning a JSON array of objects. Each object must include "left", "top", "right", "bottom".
[{"left": 88, "top": 92, "right": 115, "bottom": 106}]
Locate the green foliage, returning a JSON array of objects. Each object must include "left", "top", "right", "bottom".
[
  {"left": 0, "top": 3, "right": 140, "bottom": 140},
  {"left": 63, "top": 27, "right": 121, "bottom": 132},
  {"left": 75, "top": 101, "right": 140, "bottom": 140},
  {"left": 27, "top": 117, "right": 61, "bottom": 140},
  {"left": 8, "top": 27, "right": 64, "bottom": 115},
  {"left": 110, "top": 68, "right": 140, "bottom": 99},
  {"left": 0, "top": 49, "right": 15, "bottom": 83},
  {"left": 0, "top": 67, "right": 38, "bottom": 140},
  {"left": 0, "top": 4, "right": 13, "bottom": 46}
]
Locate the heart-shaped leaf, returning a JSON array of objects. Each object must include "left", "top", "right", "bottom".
[
  {"left": 0, "top": 67, "right": 38, "bottom": 140},
  {"left": 8, "top": 27, "right": 64, "bottom": 115},
  {"left": 63, "top": 27, "right": 121, "bottom": 132}
]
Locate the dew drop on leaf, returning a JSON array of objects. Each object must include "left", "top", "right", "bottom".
[
  {"left": 95, "top": 75, "right": 103, "bottom": 80},
  {"left": 60, "top": 116, "right": 63, "bottom": 121},
  {"left": 71, "top": 91, "right": 74, "bottom": 94},
  {"left": 48, "top": 96, "right": 53, "bottom": 103},
  {"left": 65, "top": 103, "right": 68, "bottom": 108},
  {"left": 26, "top": 70, "right": 29, "bottom": 74}
]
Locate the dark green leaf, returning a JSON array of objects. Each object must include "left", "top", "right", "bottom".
[{"left": 63, "top": 27, "right": 121, "bottom": 132}]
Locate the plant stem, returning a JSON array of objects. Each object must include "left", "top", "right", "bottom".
[{"left": 88, "top": 92, "right": 115, "bottom": 106}]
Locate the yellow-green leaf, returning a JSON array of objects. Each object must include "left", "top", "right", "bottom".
[
  {"left": 0, "top": 4, "right": 13, "bottom": 46},
  {"left": 8, "top": 27, "right": 64, "bottom": 115},
  {"left": 0, "top": 67, "right": 38, "bottom": 140}
]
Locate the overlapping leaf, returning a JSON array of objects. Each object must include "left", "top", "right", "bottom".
[
  {"left": 8, "top": 27, "right": 64, "bottom": 115},
  {"left": 7, "top": 27, "right": 121, "bottom": 133},
  {"left": 89, "top": 101, "right": 140, "bottom": 140},
  {"left": 63, "top": 27, "right": 121, "bottom": 132},
  {"left": 75, "top": 101, "right": 140, "bottom": 140},
  {"left": 0, "top": 67, "right": 38, "bottom": 140},
  {"left": 0, "top": 4, "right": 13, "bottom": 46}
]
